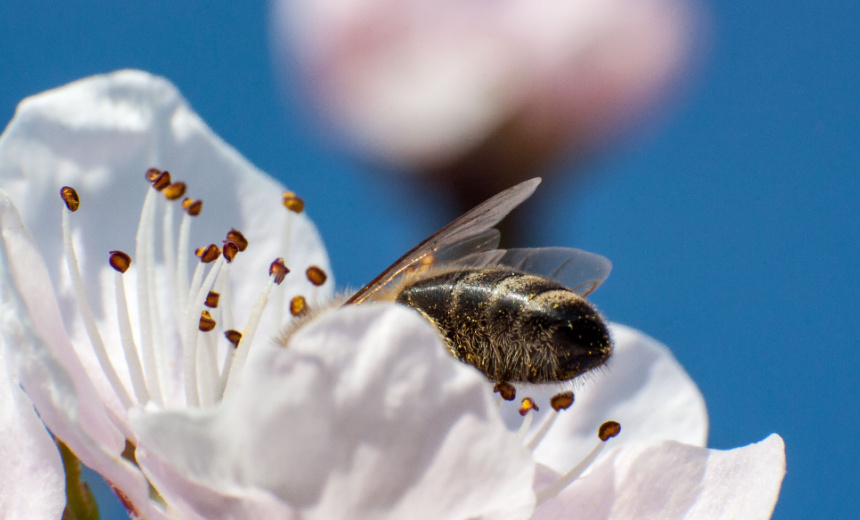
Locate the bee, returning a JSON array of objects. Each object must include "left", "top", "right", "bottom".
[{"left": 345, "top": 178, "right": 612, "bottom": 386}]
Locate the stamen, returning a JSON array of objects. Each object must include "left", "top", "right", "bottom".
[
  {"left": 223, "top": 259, "right": 288, "bottom": 396},
  {"left": 226, "top": 228, "right": 248, "bottom": 251},
  {"left": 535, "top": 420, "right": 622, "bottom": 503},
  {"left": 60, "top": 190, "right": 133, "bottom": 409},
  {"left": 289, "top": 295, "right": 308, "bottom": 317},
  {"left": 109, "top": 251, "right": 149, "bottom": 404},
  {"left": 175, "top": 205, "right": 195, "bottom": 311},
  {"left": 525, "top": 391, "right": 574, "bottom": 451},
  {"left": 182, "top": 197, "right": 203, "bottom": 216},
  {"left": 163, "top": 182, "right": 187, "bottom": 201},
  {"left": 145, "top": 167, "right": 161, "bottom": 182},
  {"left": 60, "top": 186, "right": 80, "bottom": 212},
  {"left": 218, "top": 330, "right": 242, "bottom": 392},
  {"left": 183, "top": 255, "right": 225, "bottom": 406},
  {"left": 305, "top": 266, "right": 327, "bottom": 286},
  {"left": 273, "top": 192, "right": 302, "bottom": 329},
  {"left": 196, "top": 244, "right": 221, "bottom": 264},
  {"left": 199, "top": 311, "right": 217, "bottom": 332},
  {"left": 282, "top": 191, "right": 305, "bottom": 213},
  {"left": 151, "top": 170, "right": 171, "bottom": 191},
  {"left": 224, "top": 330, "right": 242, "bottom": 347},
  {"left": 134, "top": 184, "right": 165, "bottom": 406},
  {"left": 222, "top": 241, "right": 239, "bottom": 263},
  {"left": 493, "top": 381, "right": 516, "bottom": 401},
  {"left": 516, "top": 397, "right": 538, "bottom": 441},
  {"left": 204, "top": 291, "right": 220, "bottom": 309}
]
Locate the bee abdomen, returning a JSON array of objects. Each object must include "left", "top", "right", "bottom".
[{"left": 395, "top": 268, "right": 611, "bottom": 383}]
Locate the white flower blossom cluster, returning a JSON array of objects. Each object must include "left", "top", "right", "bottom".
[{"left": 0, "top": 72, "right": 784, "bottom": 519}]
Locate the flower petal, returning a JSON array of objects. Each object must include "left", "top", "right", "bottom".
[
  {"left": 0, "top": 335, "right": 65, "bottom": 519},
  {"left": 500, "top": 323, "right": 708, "bottom": 474},
  {"left": 133, "top": 305, "right": 536, "bottom": 519},
  {"left": 533, "top": 434, "right": 786, "bottom": 519}
]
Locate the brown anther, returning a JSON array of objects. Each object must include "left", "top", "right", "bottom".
[
  {"left": 224, "top": 329, "right": 242, "bottom": 348},
  {"left": 182, "top": 198, "right": 203, "bottom": 216},
  {"left": 518, "top": 397, "right": 539, "bottom": 416},
  {"left": 151, "top": 170, "right": 172, "bottom": 191},
  {"left": 493, "top": 382, "right": 516, "bottom": 401},
  {"left": 289, "top": 295, "right": 308, "bottom": 317},
  {"left": 226, "top": 228, "right": 248, "bottom": 252},
  {"left": 269, "top": 258, "right": 289, "bottom": 285},
  {"left": 282, "top": 191, "right": 305, "bottom": 213},
  {"left": 195, "top": 244, "right": 221, "bottom": 263},
  {"left": 222, "top": 241, "right": 239, "bottom": 263},
  {"left": 163, "top": 182, "right": 187, "bottom": 200},
  {"left": 60, "top": 186, "right": 80, "bottom": 212},
  {"left": 204, "top": 291, "right": 220, "bottom": 309},
  {"left": 108, "top": 251, "right": 132, "bottom": 273},
  {"left": 305, "top": 266, "right": 328, "bottom": 286},
  {"left": 145, "top": 168, "right": 162, "bottom": 182},
  {"left": 550, "top": 391, "right": 575, "bottom": 411},
  {"left": 199, "top": 311, "right": 216, "bottom": 332},
  {"left": 598, "top": 421, "right": 621, "bottom": 442}
]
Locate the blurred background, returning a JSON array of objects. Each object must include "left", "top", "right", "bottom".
[{"left": 1, "top": 2, "right": 857, "bottom": 518}]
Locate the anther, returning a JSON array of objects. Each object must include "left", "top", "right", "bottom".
[
  {"left": 222, "top": 241, "right": 239, "bottom": 263},
  {"left": 182, "top": 198, "right": 203, "bottom": 216},
  {"left": 550, "top": 391, "right": 575, "bottom": 411},
  {"left": 289, "top": 295, "right": 308, "bottom": 317},
  {"left": 493, "top": 382, "right": 516, "bottom": 401},
  {"left": 163, "top": 182, "right": 187, "bottom": 200},
  {"left": 145, "top": 168, "right": 162, "bottom": 182},
  {"left": 305, "top": 266, "right": 328, "bottom": 286},
  {"left": 195, "top": 244, "right": 221, "bottom": 263},
  {"left": 109, "top": 251, "right": 132, "bottom": 273},
  {"left": 519, "top": 397, "right": 539, "bottom": 416},
  {"left": 60, "top": 186, "right": 80, "bottom": 212},
  {"left": 598, "top": 421, "right": 621, "bottom": 441},
  {"left": 199, "top": 310, "right": 216, "bottom": 332},
  {"left": 151, "top": 170, "right": 172, "bottom": 191},
  {"left": 269, "top": 258, "right": 289, "bottom": 285},
  {"left": 226, "top": 229, "right": 248, "bottom": 252},
  {"left": 204, "top": 290, "right": 220, "bottom": 309},
  {"left": 224, "top": 330, "right": 242, "bottom": 348},
  {"left": 282, "top": 191, "right": 305, "bottom": 213}
]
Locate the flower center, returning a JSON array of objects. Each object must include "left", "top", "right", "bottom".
[{"left": 59, "top": 168, "right": 328, "bottom": 411}]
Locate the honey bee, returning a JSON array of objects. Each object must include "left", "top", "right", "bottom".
[{"left": 345, "top": 178, "right": 612, "bottom": 386}]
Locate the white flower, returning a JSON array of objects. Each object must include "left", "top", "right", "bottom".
[
  {"left": 272, "top": 0, "right": 701, "bottom": 171},
  {"left": 0, "top": 71, "right": 784, "bottom": 519}
]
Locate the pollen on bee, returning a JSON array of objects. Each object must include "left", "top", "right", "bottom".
[
  {"left": 289, "top": 295, "right": 308, "bottom": 317},
  {"left": 598, "top": 421, "right": 621, "bottom": 441},
  {"left": 305, "top": 266, "right": 328, "bottom": 286},
  {"left": 195, "top": 244, "right": 221, "bottom": 263},
  {"left": 282, "top": 191, "right": 305, "bottom": 213},
  {"left": 60, "top": 186, "right": 80, "bottom": 212},
  {"left": 269, "top": 258, "right": 289, "bottom": 285},
  {"left": 550, "top": 390, "right": 575, "bottom": 411},
  {"left": 109, "top": 250, "right": 132, "bottom": 273},
  {"left": 493, "top": 381, "right": 516, "bottom": 401},
  {"left": 199, "top": 310, "right": 216, "bottom": 332},
  {"left": 224, "top": 329, "right": 242, "bottom": 348},
  {"left": 519, "top": 397, "right": 539, "bottom": 416},
  {"left": 226, "top": 228, "right": 248, "bottom": 252},
  {"left": 204, "top": 290, "right": 220, "bottom": 309},
  {"left": 163, "top": 182, "right": 187, "bottom": 200}
]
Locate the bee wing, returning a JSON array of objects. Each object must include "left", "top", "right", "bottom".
[
  {"left": 490, "top": 247, "right": 612, "bottom": 296},
  {"left": 345, "top": 178, "right": 542, "bottom": 304}
]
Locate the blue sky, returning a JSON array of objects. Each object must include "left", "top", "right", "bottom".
[{"left": 1, "top": 2, "right": 858, "bottom": 518}]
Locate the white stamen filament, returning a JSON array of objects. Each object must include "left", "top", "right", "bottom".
[
  {"left": 223, "top": 275, "right": 277, "bottom": 396},
  {"left": 134, "top": 188, "right": 164, "bottom": 405},
  {"left": 526, "top": 409, "right": 561, "bottom": 451},
  {"left": 535, "top": 437, "right": 608, "bottom": 504},
  {"left": 113, "top": 271, "right": 149, "bottom": 404},
  {"left": 183, "top": 257, "right": 225, "bottom": 406},
  {"left": 175, "top": 212, "right": 192, "bottom": 312},
  {"left": 516, "top": 408, "right": 535, "bottom": 441},
  {"left": 271, "top": 210, "right": 293, "bottom": 330},
  {"left": 162, "top": 201, "right": 177, "bottom": 310},
  {"left": 195, "top": 331, "right": 218, "bottom": 406},
  {"left": 62, "top": 210, "right": 134, "bottom": 409}
]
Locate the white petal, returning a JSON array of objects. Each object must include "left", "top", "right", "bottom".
[
  {"left": 0, "top": 337, "right": 65, "bottom": 519},
  {"left": 134, "top": 305, "right": 536, "bottom": 520},
  {"left": 0, "top": 70, "right": 332, "bottom": 399},
  {"left": 500, "top": 323, "right": 708, "bottom": 473},
  {"left": 533, "top": 434, "right": 786, "bottom": 520}
]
